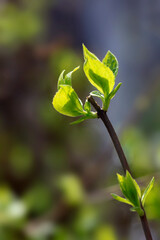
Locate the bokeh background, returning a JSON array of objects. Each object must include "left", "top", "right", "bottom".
[{"left": 0, "top": 0, "right": 160, "bottom": 239}]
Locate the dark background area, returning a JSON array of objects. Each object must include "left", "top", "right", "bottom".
[{"left": 0, "top": 0, "right": 160, "bottom": 239}]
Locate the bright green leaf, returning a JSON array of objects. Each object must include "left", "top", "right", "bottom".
[
  {"left": 115, "top": 172, "right": 144, "bottom": 216},
  {"left": 53, "top": 85, "right": 84, "bottom": 117},
  {"left": 117, "top": 171, "right": 141, "bottom": 207},
  {"left": 142, "top": 177, "right": 154, "bottom": 207},
  {"left": 126, "top": 171, "right": 141, "bottom": 197},
  {"left": 111, "top": 193, "right": 133, "bottom": 206},
  {"left": 102, "top": 50, "right": 119, "bottom": 77},
  {"left": 58, "top": 66, "right": 79, "bottom": 90},
  {"left": 83, "top": 44, "right": 115, "bottom": 96}
]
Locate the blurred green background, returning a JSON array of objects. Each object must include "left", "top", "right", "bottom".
[{"left": 0, "top": 0, "right": 160, "bottom": 239}]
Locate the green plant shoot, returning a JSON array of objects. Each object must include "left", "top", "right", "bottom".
[
  {"left": 111, "top": 171, "right": 154, "bottom": 216},
  {"left": 52, "top": 45, "right": 122, "bottom": 124}
]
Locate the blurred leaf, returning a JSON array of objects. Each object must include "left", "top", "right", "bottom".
[
  {"left": 51, "top": 49, "right": 82, "bottom": 76},
  {"left": 0, "top": 186, "right": 26, "bottom": 225},
  {"left": 9, "top": 144, "right": 33, "bottom": 178},
  {"left": 95, "top": 225, "right": 117, "bottom": 240},
  {"left": 74, "top": 206, "right": 99, "bottom": 233},
  {"left": 58, "top": 174, "right": 85, "bottom": 206},
  {"left": 24, "top": 183, "right": 52, "bottom": 214},
  {"left": 0, "top": 4, "right": 42, "bottom": 48},
  {"left": 142, "top": 177, "right": 154, "bottom": 207},
  {"left": 145, "top": 183, "right": 160, "bottom": 220},
  {"left": 53, "top": 226, "right": 72, "bottom": 240},
  {"left": 121, "top": 127, "right": 153, "bottom": 175}
]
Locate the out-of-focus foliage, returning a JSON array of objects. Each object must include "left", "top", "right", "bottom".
[
  {"left": 0, "top": 2, "right": 44, "bottom": 49},
  {"left": 57, "top": 174, "right": 85, "bottom": 206},
  {"left": 0, "top": 186, "right": 26, "bottom": 225}
]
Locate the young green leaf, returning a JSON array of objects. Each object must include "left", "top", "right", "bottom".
[
  {"left": 58, "top": 66, "right": 79, "bottom": 90},
  {"left": 84, "top": 99, "right": 91, "bottom": 112},
  {"left": 53, "top": 85, "right": 84, "bottom": 117},
  {"left": 125, "top": 171, "right": 141, "bottom": 207},
  {"left": 70, "top": 116, "right": 88, "bottom": 125},
  {"left": 102, "top": 51, "right": 119, "bottom": 77},
  {"left": 83, "top": 44, "right": 115, "bottom": 96},
  {"left": 108, "top": 83, "right": 122, "bottom": 100},
  {"left": 57, "top": 70, "right": 65, "bottom": 90},
  {"left": 117, "top": 171, "right": 141, "bottom": 208},
  {"left": 70, "top": 112, "right": 97, "bottom": 125},
  {"left": 113, "top": 171, "right": 144, "bottom": 216},
  {"left": 90, "top": 90, "right": 104, "bottom": 101},
  {"left": 111, "top": 193, "right": 133, "bottom": 206},
  {"left": 64, "top": 66, "right": 80, "bottom": 86},
  {"left": 141, "top": 177, "right": 154, "bottom": 207}
]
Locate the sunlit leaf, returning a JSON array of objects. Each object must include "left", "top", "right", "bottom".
[
  {"left": 142, "top": 177, "right": 154, "bottom": 207},
  {"left": 58, "top": 66, "right": 79, "bottom": 90},
  {"left": 103, "top": 50, "right": 119, "bottom": 77},
  {"left": 83, "top": 44, "right": 115, "bottom": 96},
  {"left": 53, "top": 85, "right": 84, "bottom": 117}
]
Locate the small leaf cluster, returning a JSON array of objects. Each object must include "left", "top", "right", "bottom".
[
  {"left": 111, "top": 171, "right": 154, "bottom": 216},
  {"left": 53, "top": 45, "right": 121, "bottom": 124}
]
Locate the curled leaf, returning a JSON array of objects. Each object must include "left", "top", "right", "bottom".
[{"left": 58, "top": 66, "right": 80, "bottom": 90}]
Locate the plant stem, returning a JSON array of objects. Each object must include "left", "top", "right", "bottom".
[{"left": 88, "top": 95, "right": 153, "bottom": 240}]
